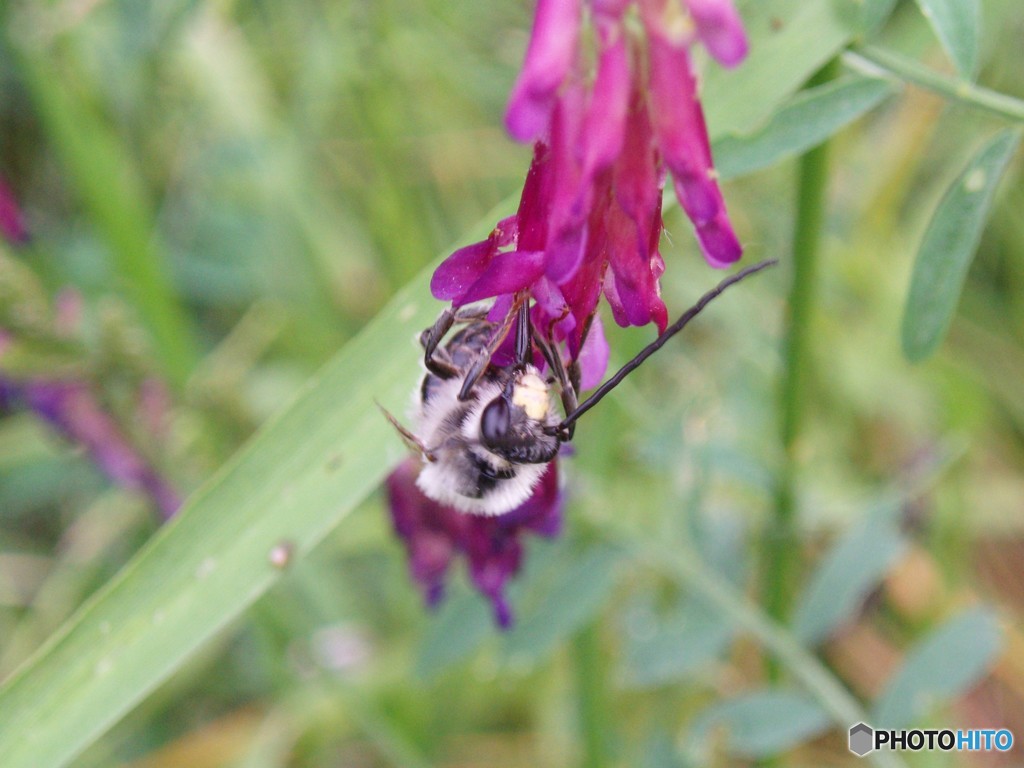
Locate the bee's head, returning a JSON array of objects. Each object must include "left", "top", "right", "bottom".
[{"left": 478, "top": 370, "right": 560, "bottom": 465}]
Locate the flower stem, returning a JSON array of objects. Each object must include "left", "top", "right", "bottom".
[
  {"left": 573, "top": 622, "right": 610, "bottom": 768},
  {"left": 764, "top": 60, "right": 840, "bottom": 658},
  {"left": 845, "top": 46, "right": 1024, "bottom": 124}
]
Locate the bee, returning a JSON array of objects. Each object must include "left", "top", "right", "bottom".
[{"left": 383, "top": 259, "right": 775, "bottom": 516}]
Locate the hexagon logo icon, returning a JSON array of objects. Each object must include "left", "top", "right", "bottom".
[{"left": 849, "top": 722, "right": 874, "bottom": 757}]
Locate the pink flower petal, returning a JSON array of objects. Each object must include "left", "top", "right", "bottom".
[
  {"left": 579, "top": 27, "right": 630, "bottom": 181},
  {"left": 684, "top": 0, "right": 749, "bottom": 67},
  {"left": 431, "top": 217, "right": 518, "bottom": 302},
  {"left": 516, "top": 143, "right": 555, "bottom": 251},
  {"left": 602, "top": 201, "right": 667, "bottom": 330},
  {"left": 455, "top": 249, "right": 548, "bottom": 306},
  {"left": 431, "top": 240, "right": 495, "bottom": 302},
  {"left": 575, "top": 314, "right": 610, "bottom": 391},
  {"left": 505, "top": 0, "right": 583, "bottom": 142},
  {"left": 543, "top": 84, "right": 589, "bottom": 283},
  {"left": 645, "top": 27, "right": 722, "bottom": 226},
  {"left": 614, "top": 87, "right": 659, "bottom": 222},
  {"left": 695, "top": 212, "right": 743, "bottom": 267}
]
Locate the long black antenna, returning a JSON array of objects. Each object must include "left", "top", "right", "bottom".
[{"left": 558, "top": 258, "right": 777, "bottom": 432}]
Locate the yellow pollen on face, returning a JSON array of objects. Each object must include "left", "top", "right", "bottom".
[{"left": 513, "top": 373, "right": 549, "bottom": 420}]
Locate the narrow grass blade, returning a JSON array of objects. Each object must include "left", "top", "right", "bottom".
[
  {"left": 13, "top": 49, "right": 199, "bottom": 388},
  {"left": 901, "top": 129, "right": 1020, "bottom": 362}
]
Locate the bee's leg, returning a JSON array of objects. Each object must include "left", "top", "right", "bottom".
[
  {"left": 533, "top": 330, "right": 578, "bottom": 441},
  {"left": 513, "top": 299, "right": 532, "bottom": 369},
  {"left": 419, "top": 308, "right": 457, "bottom": 378},
  {"left": 458, "top": 294, "right": 526, "bottom": 401},
  {"left": 420, "top": 306, "right": 489, "bottom": 379}
]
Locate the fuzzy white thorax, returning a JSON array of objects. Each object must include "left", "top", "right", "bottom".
[{"left": 413, "top": 368, "right": 552, "bottom": 515}]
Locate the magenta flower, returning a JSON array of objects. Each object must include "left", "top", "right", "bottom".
[
  {"left": 387, "top": 458, "right": 562, "bottom": 627},
  {"left": 432, "top": 0, "right": 747, "bottom": 382}
]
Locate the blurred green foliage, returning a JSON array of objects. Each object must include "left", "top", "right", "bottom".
[{"left": 1, "top": 0, "right": 1023, "bottom": 766}]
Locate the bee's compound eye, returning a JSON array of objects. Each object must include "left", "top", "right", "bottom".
[{"left": 480, "top": 396, "right": 511, "bottom": 447}]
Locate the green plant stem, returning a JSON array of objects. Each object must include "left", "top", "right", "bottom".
[
  {"left": 634, "top": 539, "right": 908, "bottom": 768},
  {"left": 573, "top": 622, "right": 609, "bottom": 768},
  {"left": 765, "top": 60, "right": 839, "bottom": 647},
  {"left": 845, "top": 46, "right": 1024, "bottom": 123}
]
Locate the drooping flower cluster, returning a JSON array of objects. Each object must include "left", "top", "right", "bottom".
[
  {"left": 387, "top": 0, "right": 747, "bottom": 627},
  {"left": 432, "top": 0, "right": 748, "bottom": 376}
]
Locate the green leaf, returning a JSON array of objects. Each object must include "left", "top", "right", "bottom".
[
  {"left": 901, "top": 129, "right": 1020, "bottom": 362},
  {"left": 793, "top": 517, "right": 908, "bottom": 646},
  {"left": 861, "top": 0, "right": 900, "bottom": 34},
  {"left": 414, "top": 591, "right": 492, "bottom": 680},
  {"left": 714, "top": 76, "right": 895, "bottom": 179},
  {"left": 501, "top": 545, "right": 620, "bottom": 666},
  {"left": 0, "top": 260, "right": 440, "bottom": 768},
  {"left": 716, "top": 77, "right": 892, "bottom": 180},
  {"left": 913, "top": 0, "right": 981, "bottom": 78},
  {"left": 622, "top": 612, "right": 734, "bottom": 689},
  {"left": 688, "top": 689, "right": 832, "bottom": 759},
  {"left": 873, "top": 607, "right": 1002, "bottom": 729}
]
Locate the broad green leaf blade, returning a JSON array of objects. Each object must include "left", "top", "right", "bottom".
[
  {"left": 714, "top": 76, "right": 895, "bottom": 179},
  {"left": 0, "top": 263, "right": 439, "bottom": 768},
  {"left": 901, "top": 129, "right": 1020, "bottom": 362},
  {"left": 704, "top": 0, "right": 860, "bottom": 138},
  {"left": 793, "top": 518, "right": 908, "bottom": 646},
  {"left": 688, "top": 689, "right": 831, "bottom": 759},
  {"left": 913, "top": 0, "right": 981, "bottom": 79},
  {"left": 873, "top": 607, "right": 1002, "bottom": 729}
]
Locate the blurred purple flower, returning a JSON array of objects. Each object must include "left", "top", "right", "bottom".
[
  {"left": 386, "top": 458, "right": 562, "bottom": 628},
  {"left": 0, "top": 377, "right": 181, "bottom": 519},
  {"left": 0, "top": 177, "right": 29, "bottom": 245},
  {"left": 433, "top": 0, "right": 747, "bottom": 378}
]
